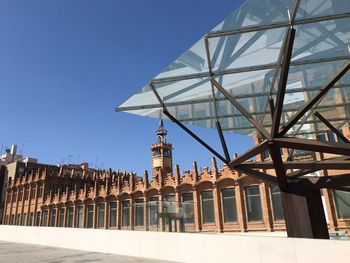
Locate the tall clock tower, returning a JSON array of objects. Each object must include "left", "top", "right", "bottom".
[{"left": 151, "top": 119, "right": 173, "bottom": 181}]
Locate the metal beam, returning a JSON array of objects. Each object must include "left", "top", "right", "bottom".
[
  {"left": 206, "top": 12, "right": 350, "bottom": 38},
  {"left": 274, "top": 136, "right": 350, "bottom": 156},
  {"left": 314, "top": 111, "right": 350, "bottom": 143},
  {"left": 271, "top": 28, "right": 296, "bottom": 137},
  {"left": 233, "top": 166, "right": 278, "bottom": 185},
  {"left": 228, "top": 140, "right": 269, "bottom": 168},
  {"left": 279, "top": 60, "right": 350, "bottom": 136},
  {"left": 210, "top": 77, "right": 271, "bottom": 139},
  {"left": 269, "top": 144, "right": 288, "bottom": 191},
  {"left": 238, "top": 160, "right": 350, "bottom": 170},
  {"left": 216, "top": 121, "right": 230, "bottom": 163},
  {"left": 163, "top": 110, "right": 228, "bottom": 164}
]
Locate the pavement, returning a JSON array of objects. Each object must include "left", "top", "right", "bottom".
[{"left": 0, "top": 241, "right": 177, "bottom": 263}]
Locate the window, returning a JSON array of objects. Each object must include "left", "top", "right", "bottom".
[
  {"left": 182, "top": 193, "right": 194, "bottom": 224},
  {"left": 271, "top": 185, "right": 284, "bottom": 220},
  {"left": 149, "top": 196, "right": 158, "bottom": 227},
  {"left": 262, "top": 150, "right": 270, "bottom": 160},
  {"left": 58, "top": 208, "right": 65, "bottom": 227},
  {"left": 319, "top": 133, "right": 327, "bottom": 141},
  {"left": 50, "top": 209, "right": 56, "bottom": 227},
  {"left": 222, "top": 188, "right": 237, "bottom": 223},
  {"left": 13, "top": 190, "right": 17, "bottom": 203},
  {"left": 42, "top": 210, "right": 48, "bottom": 226},
  {"left": 18, "top": 189, "right": 23, "bottom": 201},
  {"left": 29, "top": 212, "right": 34, "bottom": 226},
  {"left": 31, "top": 187, "right": 36, "bottom": 199},
  {"left": 87, "top": 205, "right": 94, "bottom": 228},
  {"left": 122, "top": 200, "right": 130, "bottom": 227},
  {"left": 245, "top": 186, "right": 263, "bottom": 222},
  {"left": 5, "top": 215, "right": 9, "bottom": 225},
  {"left": 77, "top": 206, "right": 84, "bottom": 228},
  {"left": 22, "top": 213, "right": 27, "bottom": 226},
  {"left": 201, "top": 191, "right": 214, "bottom": 224},
  {"left": 135, "top": 199, "right": 144, "bottom": 226},
  {"left": 165, "top": 195, "right": 176, "bottom": 214},
  {"left": 16, "top": 214, "right": 20, "bottom": 225},
  {"left": 35, "top": 211, "right": 41, "bottom": 226},
  {"left": 97, "top": 203, "right": 105, "bottom": 229},
  {"left": 327, "top": 131, "right": 336, "bottom": 142},
  {"left": 109, "top": 202, "right": 117, "bottom": 228},
  {"left": 24, "top": 187, "right": 29, "bottom": 200},
  {"left": 67, "top": 207, "right": 74, "bottom": 227},
  {"left": 38, "top": 184, "right": 43, "bottom": 198},
  {"left": 334, "top": 190, "right": 350, "bottom": 219}
]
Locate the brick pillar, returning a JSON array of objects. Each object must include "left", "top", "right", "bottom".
[
  {"left": 14, "top": 187, "right": 20, "bottom": 225},
  {"left": 55, "top": 207, "right": 59, "bottom": 227},
  {"left": 175, "top": 190, "right": 181, "bottom": 232},
  {"left": 2, "top": 190, "right": 9, "bottom": 223},
  {"left": 213, "top": 184, "right": 223, "bottom": 233},
  {"left": 72, "top": 204, "right": 77, "bottom": 228},
  {"left": 63, "top": 206, "right": 67, "bottom": 227},
  {"left": 322, "top": 189, "right": 338, "bottom": 231},
  {"left": 83, "top": 203, "right": 87, "bottom": 228},
  {"left": 130, "top": 198, "right": 134, "bottom": 230},
  {"left": 193, "top": 186, "right": 201, "bottom": 231},
  {"left": 236, "top": 183, "right": 247, "bottom": 232},
  {"left": 27, "top": 184, "right": 34, "bottom": 225},
  {"left": 93, "top": 201, "right": 97, "bottom": 229},
  {"left": 144, "top": 196, "right": 149, "bottom": 231},
  {"left": 117, "top": 199, "right": 121, "bottom": 230},
  {"left": 104, "top": 201, "right": 108, "bottom": 229},
  {"left": 33, "top": 183, "right": 39, "bottom": 226},
  {"left": 8, "top": 188, "right": 14, "bottom": 225},
  {"left": 260, "top": 182, "right": 273, "bottom": 231}
]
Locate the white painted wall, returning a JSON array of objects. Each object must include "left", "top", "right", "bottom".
[{"left": 0, "top": 225, "right": 349, "bottom": 263}]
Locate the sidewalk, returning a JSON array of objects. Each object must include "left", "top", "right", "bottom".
[{"left": 0, "top": 241, "right": 177, "bottom": 263}]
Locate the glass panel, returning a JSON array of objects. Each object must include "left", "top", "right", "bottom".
[
  {"left": 135, "top": 199, "right": 144, "bottom": 227},
  {"left": 77, "top": 206, "right": 84, "bottom": 228},
  {"left": 109, "top": 202, "right": 117, "bottom": 228},
  {"left": 334, "top": 190, "right": 350, "bottom": 219},
  {"left": 164, "top": 195, "right": 176, "bottom": 214},
  {"left": 201, "top": 191, "right": 215, "bottom": 224},
  {"left": 97, "top": 203, "right": 105, "bottom": 229},
  {"left": 58, "top": 208, "right": 64, "bottom": 227},
  {"left": 35, "top": 211, "right": 41, "bottom": 226},
  {"left": 67, "top": 207, "right": 74, "bottom": 228},
  {"left": 50, "top": 209, "right": 56, "bottom": 227},
  {"left": 245, "top": 186, "right": 263, "bottom": 221},
  {"left": 182, "top": 193, "right": 194, "bottom": 224},
  {"left": 149, "top": 196, "right": 159, "bottom": 227},
  {"left": 42, "top": 210, "right": 48, "bottom": 226},
  {"left": 29, "top": 212, "right": 34, "bottom": 226},
  {"left": 271, "top": 185, "right": 284, "bottom": 221},
  {"left": 22, "top": 213, "right": 27, "bottom": 226},
  {"left": 117, "top": 0, "right": 350, "bottom": 139},
  {"left": 122, "top": 200, "right": 130, "bottom": 227},
  {"left": 87, "top": 205, "right": 94, "bottom": 228},
  {"left": 222, "top": 188, "right": 238, "bottom": 223}
]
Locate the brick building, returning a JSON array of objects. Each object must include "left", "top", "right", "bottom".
[{"left": 2, "top": 122, "right": 350, "bottom": 235}]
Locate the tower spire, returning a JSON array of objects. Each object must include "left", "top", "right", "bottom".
[{"left": 156, "top": 118, "right": 167, "bottom": 143}]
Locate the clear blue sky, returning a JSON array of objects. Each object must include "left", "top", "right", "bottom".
[{"left": 0, "top": 0, "right": 252, "bottom": 175}]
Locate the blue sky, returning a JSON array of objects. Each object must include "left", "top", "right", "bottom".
[{"left": 0, "top": 0, "right": 252, "bottom": 175}]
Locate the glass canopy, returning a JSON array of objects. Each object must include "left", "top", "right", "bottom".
[{"left": 117, "top": 0, "right": 350, "bottom": 137}]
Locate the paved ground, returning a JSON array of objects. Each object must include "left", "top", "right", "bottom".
[{"left": 0, "top": 241, "right": 177, "bottom": 263}]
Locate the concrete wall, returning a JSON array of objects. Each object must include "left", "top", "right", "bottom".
[{"left": 0, "top": 225, "right": 349, "bottom": 263}]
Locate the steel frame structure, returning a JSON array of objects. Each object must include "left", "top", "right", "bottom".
[
  {"left": 146, "top": 3, "right": 350, "bottom": 239},
  {"left": 117, "top": 1, "right": 350, "bottom": 239}
]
